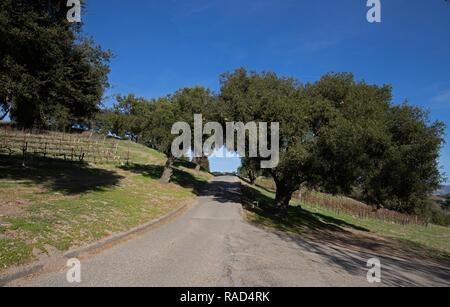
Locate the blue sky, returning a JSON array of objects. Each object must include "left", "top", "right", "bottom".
[{"left": 81, "top": 0, "right": 450, "bottom": 177}]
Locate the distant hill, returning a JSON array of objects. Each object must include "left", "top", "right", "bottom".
[{"left": 434, "top": 185, "right": 450, "bottom": 196}]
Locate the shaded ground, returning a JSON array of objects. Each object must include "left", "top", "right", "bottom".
[
  {"left": 120, "top": 159, "right": 208, "bottom": 195},
  {"left": 0, "top": 155, "right": 123, "bottom": 195},
  {"left": 8, "top": 176, "right": 450, "bottom": 287}
]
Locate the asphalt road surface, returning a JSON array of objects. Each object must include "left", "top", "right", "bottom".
[{"left": 12, "top": 176, "right": 450, "bottom": 287}]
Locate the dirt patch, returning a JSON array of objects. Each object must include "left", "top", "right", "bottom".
[
  {"left": 0, "top": 193, "right": 32, "bottom": 218},
  {"left": 0, "top": 184, "right": 63, "bottom": 218}
]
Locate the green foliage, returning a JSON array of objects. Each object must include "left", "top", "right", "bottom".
[
  {"left": 0, "top": 0, "right": 112, "bottom": 128},
  {"left": 420, "top": 200, "right": 450, "bottom": 226},
  {"left": 220, "top": 69, "right": 390, "bottom": 212},
  {"left": 220, "top": 68, "right": 446, "bottom": 215},
  {"left": 99, "top": 86, "right": 216, "bottom": 182},
  {"left": 98, "top": 94, "right": 154, "bottom": 142},
  {"left": 361, "top": 104, "right": 446, "bottom": 214},
  {"left": 144, "top": 96, "right": 180, "bottom": 157},
  {"left": 101, "top": 86, "right": 216, "bottom": 155},
  {"left": 442, "top": 196, "right": 450, "bottom": 211},
  {"left": 430, "top": 209, "right": 450, "bottom": 227},
  {"left": 171, "top": 86, "right": 217, "bottom": 124},
  {"left": 171, "top": 86, "right": 218, "bottom": 158}
]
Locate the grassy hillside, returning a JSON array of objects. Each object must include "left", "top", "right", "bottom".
[
  {"left": 0, "top": 132, "right": 213, "bottom": 271},
  {"left": 253, "top": 177, "right": 449, "bottom": 226},
  {"left": 241, "top": 180, "right": 450, "bottom": 259}
]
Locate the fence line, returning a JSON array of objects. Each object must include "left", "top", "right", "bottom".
[
  {"left": 297, "top": 192, "right": 429, "bottom": 226},
  {"left": 253, "top": 176, "right": 429, "bottom": 226},
  {"left": 0, "top": 126, "right": 129, "bottom": 165}
]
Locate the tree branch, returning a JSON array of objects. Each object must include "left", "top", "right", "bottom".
[{"left": 0, "top": 108, "right": 10, "bottom": 121}]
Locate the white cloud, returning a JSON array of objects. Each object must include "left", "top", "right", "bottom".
[
  {"left": 433, "top": 90, "right": 450, "bottom": 104},
  {"left": 298, "top": 39, "right": 339, "bottom": 53}
]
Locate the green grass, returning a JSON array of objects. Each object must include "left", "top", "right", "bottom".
[
  {"left": 0, "top": 239, "right": 33, "bottom": 269},
  {"left": 241, "top": 182, "right": 450, "bottom": 257},
  {"left": 117, "top": 140, "right": 167, "bottom": 164},
  {"left": 0, "top": 138, "right": 213, "bottom": 271},
  {"left": 300, "top": 203, "right": 450, "bottom": 253},
  {"left": 1, "top": 175, "right": 200, "bottom": 252}
]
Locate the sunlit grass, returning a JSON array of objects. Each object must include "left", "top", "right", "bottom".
[{"left": 0, "top": 139, "right": 212, "bottom": 270}]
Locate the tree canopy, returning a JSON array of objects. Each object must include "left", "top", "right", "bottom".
[
  {"left": 99, "top": 94, "right": 153, "bottom": 143},
  {"left": 219, "top": 68, "right": 445, "bottom": 215},
  {"left": 99, "top": 86, "right": 217, "bottom": 184},
  {"left": 81, "top": 66, "right": 448, "bottom": 217},
  {"left": 0, "top": 0, "right": 112, "bottom": 128},
  {"left": 360, "top": 103, "right": 445, "bottom": 214}
]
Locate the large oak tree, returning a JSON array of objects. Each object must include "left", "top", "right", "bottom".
[
  {"left": 219, "top": 68, "right": 445, "bottom": 215},
  {"left": 0, "top": 0, "right": 112, "bottom": 128}
]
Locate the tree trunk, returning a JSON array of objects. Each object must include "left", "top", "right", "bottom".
[
  {"left": 249, "top": 172, "right": 256, "bottom": 185},
  {"left": 159, "top": 156, "right": 175, "bottom": 184},
  {"left": 271, "top": 175, "right": 300, "bottom": 217},
  {"left": 274, "top": 188, "right": 292, "bottom": 217},
  {"left": 193, "top": 156, "right": 203, "bottom": 172},
  {"left": 0, "top": 109, "right": 9, "bottom": 121}
]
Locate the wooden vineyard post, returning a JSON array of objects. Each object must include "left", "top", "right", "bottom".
[
  {"left": 93, "top": 141, "right": 97, "bottom": 163},
  {"left": 22, "top": 142, "right": 28, "bottom": 167},
  {"left": 3, "top": 125, "right": 6, "bottom": 148},
  {"left": 86, "top": 141, "right": 91, "bottom": 162}
]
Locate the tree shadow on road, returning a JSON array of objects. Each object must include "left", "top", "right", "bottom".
[
  {"left": 274, "top": 230, "right": 450, "bottom": 286},
  {"left": 198, "top": 175, "right": 243, "bottom": 203},
  {"left": 240, "top": 179, "right": 450, "bottom": 286}
]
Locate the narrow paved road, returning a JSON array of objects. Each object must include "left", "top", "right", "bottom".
[{"left": 12, "top": 176, "right": 450, "bottom": 287}]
